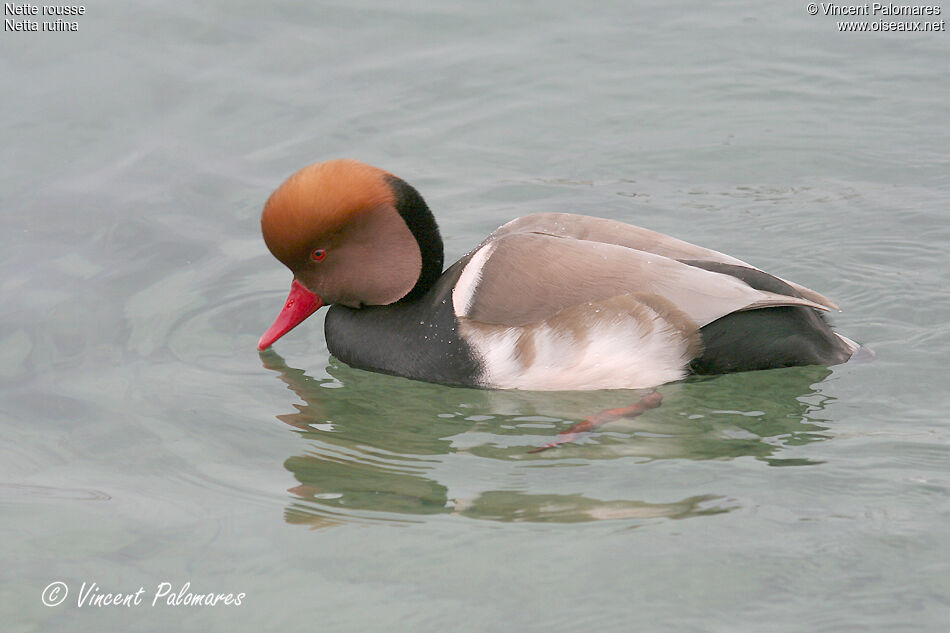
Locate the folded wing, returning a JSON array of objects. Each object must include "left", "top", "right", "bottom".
[
  {"left": 453, "top": 225, "right": 832, "bottom": 331},
  {"left": 485, "top": 212, "right": 839, "bottom": 311}
]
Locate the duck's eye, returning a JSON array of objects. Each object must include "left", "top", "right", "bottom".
[{"left": 311, "top": 249, "right": 327, "bottom": 262}]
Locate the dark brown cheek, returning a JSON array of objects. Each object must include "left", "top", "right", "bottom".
[
  {"left": 297, "top": 261, "right": 347, "bottom": 304},
  {"left": 294, "top": 268, "right": 322, "bottom": 295}
]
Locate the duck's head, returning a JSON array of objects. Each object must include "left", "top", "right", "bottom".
[{"left": 258, "top": 159, "right": 444, "bottom": 350}]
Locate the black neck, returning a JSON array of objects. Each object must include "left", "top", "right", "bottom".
[
  {"left": 324, "top": 256, "right": 480, "bottom": 387},
  {"left": 385, "top": 174, "right": 444, "bottom": 302}
]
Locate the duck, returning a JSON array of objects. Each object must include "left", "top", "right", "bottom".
[{"left": 258, "top": 159, "right": 857, "bottom": 391}]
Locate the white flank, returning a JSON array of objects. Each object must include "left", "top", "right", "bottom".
[
  {"left": 452, "top": 242, "right": 495, "bottom": 318},
  {"left": 462, "top": 309, "right": 691, "bottom": 391}
]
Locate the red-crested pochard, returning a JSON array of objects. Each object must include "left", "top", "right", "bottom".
[{"left": 258, "top": 159, "right": 857, "bottom": 390}]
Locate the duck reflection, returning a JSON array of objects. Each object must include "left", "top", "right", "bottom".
[{"left": 261, "top": 350, "right": 835, "bottom": 528}]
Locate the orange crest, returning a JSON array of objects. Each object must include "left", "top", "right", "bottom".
[{"left": 261, "top": 159, "right": 395, "bottom": 267}]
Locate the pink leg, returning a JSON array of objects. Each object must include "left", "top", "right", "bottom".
[{"left": 528, "top": 391, "right": 663, "bottom": 453}]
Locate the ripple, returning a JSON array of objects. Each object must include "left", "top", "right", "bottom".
[
  {"left": 0, "top": 482, "right": 110, "bottom": 502},
  {"left": 168, "top": 289, "right": 317, "bottom": 375}
]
